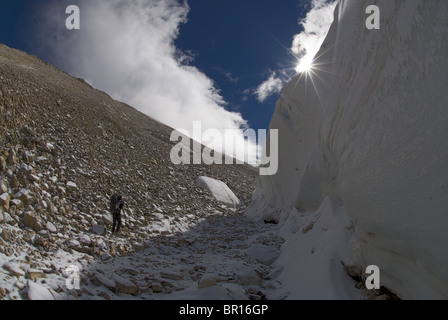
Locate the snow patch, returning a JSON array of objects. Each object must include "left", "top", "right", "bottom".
[{"left": 197, "top": 176, "right": 243, "bottom": 209}]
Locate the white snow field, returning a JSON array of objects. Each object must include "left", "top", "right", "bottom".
[{"left": 247, "top": 0, "right": 448, "bottom": 299}]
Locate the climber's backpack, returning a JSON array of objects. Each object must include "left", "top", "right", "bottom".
[{"left": 110, "top": 195, "right": 122, "bottom": 214}]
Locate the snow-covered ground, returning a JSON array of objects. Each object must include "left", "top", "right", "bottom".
[{"left": 0, "top": 207, "right": 286, "bottom": 300}]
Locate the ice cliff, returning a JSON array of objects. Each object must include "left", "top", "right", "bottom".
[{"left": 247, "top": 0, "right": 448, "bottom": 299}]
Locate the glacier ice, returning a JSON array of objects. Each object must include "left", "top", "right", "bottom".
[{"left": 247, "top": 0, "right": 448, "bottom": 299}]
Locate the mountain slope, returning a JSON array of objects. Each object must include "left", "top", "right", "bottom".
[
  {"left": 0, "top": 43, "right": 261, "bottom": 299},
  {"left": 247, "top": 0, "right": 448, "bottom": 299}
]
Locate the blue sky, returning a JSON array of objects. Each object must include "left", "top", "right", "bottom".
[
  {"left": 174, "top": 0, "right": 305, "bottom": 129},
  {"left": 0, "top": 0, "right": 336, "bottom": 162}
]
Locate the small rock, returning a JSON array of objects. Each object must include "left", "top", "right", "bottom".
[
  {"left": 132, "top": 242, "right": 145, "bottom": 251},
  {"left": 152, "top": 284, "right": 163, "bottom": 293},
  {"left": 29, "top": 174, "right": 40, "bottom": 182},
  {"left": 101, "top": 252, "right": 113, "bottom": 262},
  {"left": 0, "top": 156, "right": 6, "bottom": 171},
  {"left": 0, "top": 179, "right": 8, "bottom": 193},
  {"left": 66, "top": 181, "right": 78, "bottom": 192},
  {"left": 97, "top": 291, "right": 111, "bottom": 300},
  {"left": 246, "top": 287, "right": 258, "bottom": 294},
  {"left": 96, "top": 239, "right": 108, "bottom": 252},
  {"left": 3, "top": 262, "right": 25, "bottom": 277},
  {"left": 263, "top": 216, "right": 279, "bottom": 225},
  {"left": 198, "top": 274, "right": 220, "bottom": 289},
  {"left": 0, "top": 193, "right": 10, "bottom": 211},
  {"left": 35, "top": 156, "right": 48, "bottom": 164},
  {"left": 57, "top": 186, "right": 66, "bottom": 195},
  {"left": 7, "top": 149, "right": 17, "bottom": 165},
  {"left": 10, "top": 199, "right": 23, "bottom": 210},
  {"left": 235, "top": 267, "right": 262, "bottom": 286},
  {"left": 91, "top": 224, "right": 105, "bottom": 236},
  {"left": 34, "top": 235, "right": 49, "bottom": 248},
  {"left": 14, "top": 189, "right": 34, "bottom": 206},
  {"left": 46, "top": 142, "right": 55, "bottom": 150},
  {"left": 79, "top": 234, "right": 91, "bottom": 246},
  {"left": 26, "top": 268, "right": 47, "bottom": 281},
  {"left": 68, "top": 239, "right": 81, "bottom": 249},
  {"left": 1, "top": 229, "right": 11, "bottom": 241},
  {"left": 46, "top": 221, "right": 57, "bottom": 233},
  {"left": 48, "top": 203, "right": 56, "bottom": 214},
  {"left": 102, "top": 214, "right": 113, "bottom": 227},
  {"left": 160, "top": 270, "right": 184, "bottom": 281}
]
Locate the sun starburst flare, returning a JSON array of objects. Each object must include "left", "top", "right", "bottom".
[{"left": 295, "top": 56, "right": 314, "bottom": 73}]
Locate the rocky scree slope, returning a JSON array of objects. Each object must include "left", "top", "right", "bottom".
[{"left": 0, "top": 44, "right": 259, "bottom": 299}]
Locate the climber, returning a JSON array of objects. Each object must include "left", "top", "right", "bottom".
[{"left": 110, "top": 194, "right": 124, "bottom": 233}]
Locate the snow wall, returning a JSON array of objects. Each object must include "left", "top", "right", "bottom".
[{"left": 246, "top": 0, "right": 448, "bottom": 299}]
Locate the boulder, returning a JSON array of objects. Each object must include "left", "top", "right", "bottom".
[
  {"left": 46, "top": 221, "right": 57, "bottom": 233},
  {"left": 79, "top": 234, "right": 91, "bottom": 246},
  {"left": 26, "top": 280, "right": 55, "bottom": 300},
  {"left": 14, "top": 189, "right": 34, "bottom": 206},
  {"left": 91, "top": 273, "right": 116, "bottom": 291},
  {"left": 114, "top": 275, "right": 140, "bottom": 296},
  {"left": 22, "top": 211, "right": 43, "bottom": 231},
  {"left": 196, "top": 176, "right": 243, "bottom": 209},
  {"left": 66, "top": 181, "right": 78, "bottom": 192},
  {"left": 0, "top": 211, "right": 13, "bottom": 225},
  {"left": 0, "top": 179, "right": 8, "bottom": 193},
  {"left": 0, "top": 193, "right": 10, "bottom": 211},
  {"left": 10, "top": 199, "right": 23, "bottom": 210},
  {"left": 96, "top": 238, "right": 108, "bottom": 252}
]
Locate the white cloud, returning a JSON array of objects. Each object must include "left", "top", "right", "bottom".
[
  {"left": 255, "top": 72, "right": 284, "bottom": 103},
  {"left": 34, "top": 0, "right": 259, "bottom": 164},
  {"left": 292, "top": 0, "right": 338, "bottom": 72}
]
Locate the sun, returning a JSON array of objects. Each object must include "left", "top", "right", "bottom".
[{"left": 295, "top": 56, "right": 314, "bottom": 73}]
